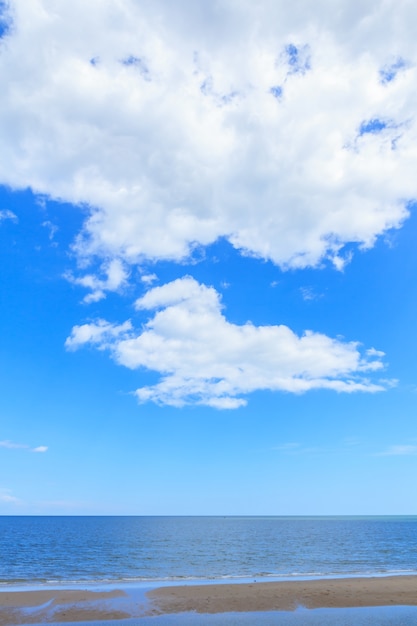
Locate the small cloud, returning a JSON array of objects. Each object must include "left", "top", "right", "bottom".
[
  {"left": 42, "top": 220, "right": 58, "bottom": 240},
  {"left": 205, "top": 396, "right": 246, "bottom": 409},
  {"left": 66, "top": 258, "right": 129, "bottom": 303},
  {"left": 300, "top": 286, "right": 322, "bottom": 301},
  {"left": 32, "top": 446, "right": 48, "bottom": 453},
  {"left": 378, "top": 445, "right": 417, "bottom": 456},
  {"left": 378, "top": 378, "right": 398, "bottom": 389},
  {"left": 141, "top": 272, "right": 158, "bottom": 285},
  {"left": 0, "top": 209, "right": 18, "bottom": 222},
  {"left": 65, "top": 319, "right": 132, "bottom": 351},
  {"left": 0, "top": 488, "right": 20, "bottom": 504},
  {"left": 366, "top": 347, "right": 385, "bottom": 358}
]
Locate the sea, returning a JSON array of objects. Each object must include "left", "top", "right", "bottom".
[{"left": 1, "top": 516, "right": 417, "bottom": 625}]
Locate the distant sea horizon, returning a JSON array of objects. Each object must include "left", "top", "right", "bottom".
[{"left": 1, "top": 515, "right": 417, "bottom": 588}]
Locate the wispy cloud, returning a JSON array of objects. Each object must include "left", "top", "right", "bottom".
[
  {"left": 343, "top": 437, "right": 362, "bottom": 447},
  {"left": 0, "top": 488, "right": 20, "bottom": 504},
  {"left": 378, "top": 445, "right": 417, "bottom": 456},
  {"left": 65, "top": 259, "right": 129, "bottom": 303},
  {"left": 0, "top": 440, "right": 48, "bottom": 453},
  {"left": 273, "top": 442, "right": 302, "bottom": 452},
  {"left": 300, "top": 287, "right": 322, "bottom": 302},
  {"left": 0, "top": 209, "right": 18, "bottom": 222},
  {"left": 272, "top": 442, "right": 324, "bottom": 455},
  {"left": 42, "top": 220, "right": 58, "bottom": 241},
  {"left": 0, "top": 440, "right": 27, "bottom": 449}
]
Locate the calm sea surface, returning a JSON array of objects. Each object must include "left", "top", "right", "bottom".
[{"left": 1, "top": 516, "right": 417, "bottom": 585}]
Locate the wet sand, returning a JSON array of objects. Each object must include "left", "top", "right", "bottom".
[
  {"left": 0, "top": 588, "right": 132, "bottom": 625},
  {"left": 1, "top": 576, "right": 417, "bottom": 623},
  {"left": 146, "top": 575, "right": 417, "bottom": 615}
]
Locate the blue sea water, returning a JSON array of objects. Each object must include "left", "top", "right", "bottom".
[{"left": 1, "top": 515, "right": 417, "bottom": 585}]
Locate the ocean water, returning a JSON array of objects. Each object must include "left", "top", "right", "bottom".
[{"left": 1, "top": 516, "right": 417, "bottom": 585}]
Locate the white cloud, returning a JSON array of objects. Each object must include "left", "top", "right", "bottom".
[
  {"left": 0, "top": 209, "right": 17, "bottom": 222},
  {"left": 65, "top": 318, "right": 132, "bottom": 350},
  {"left": 141, "top": 272, "right": 158, "bottom": 285},
  {"left": 65, "top": 259, "right": 129, "bottom": 303},
  {"left": 32, "top": 445, "right": 48, "bottom": 453},
  {"left": 42, "top": 219, "right": 58, "bottom": 240},
  {"left": 66, "top": 277, "right": 390, "bottom": 408},
  {"left": 0, "top": 0, "right": 416, "bottom": 272}
]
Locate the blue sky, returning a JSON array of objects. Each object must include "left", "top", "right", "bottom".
[{"left": 1, "top": 0, "right": 417, "bottom": 515}]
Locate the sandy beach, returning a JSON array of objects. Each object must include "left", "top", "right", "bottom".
[
  {"left": 0, "top": 588, "right": 132, "bottom": 625},
  {"left": 1, "top": 576, "right": 417, "bottom": 623},
  {"left": 147, "top": 575, "right": 417, "bottom": 615}
]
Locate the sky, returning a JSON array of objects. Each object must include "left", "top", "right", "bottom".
[{"left": 1, "top": 0, "right": 417, "bottom": 515}]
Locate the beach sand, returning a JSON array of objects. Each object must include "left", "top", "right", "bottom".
[
  {"left": 1, "top": 576, "right": 417, "bottom": 623},
  {"left": 0, "top": 588, "right": 131, "bottom": 625},
  {"left": 146, "top": 576, "right": 417, "bottom": 615}
]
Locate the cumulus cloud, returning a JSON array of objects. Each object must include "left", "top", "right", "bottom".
[
  {"left": 65, "top": 258, "right": 129, "bottom": 303},
  {"left": 141, "top": 273, "right": 158, "bottom": 286},
  {"left": 66, "top": 277, "right": 389, "bottom": 408},
  {"left": 65, "top": 319, "right": 132, "bottom": 350},
  {"left": 0, "top": 0, "right": 416, "bottom": 273}
]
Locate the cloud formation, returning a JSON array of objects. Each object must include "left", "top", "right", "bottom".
[
  {"left": 65, "top": 258, "right": 129, "bottom": 303},
  {"left": 66, "top": 277, "right": 389, "bottom": 408},
  {"left": 0, "top": 0, "right": 416, "bottom": 285}
]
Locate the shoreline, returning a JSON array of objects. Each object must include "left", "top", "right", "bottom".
[
  {"left": 1, "top": 575, "right": 417, "bottom": 623},
  {"left": 2, "top": 568, "right": 416, "bottom": 590}
]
